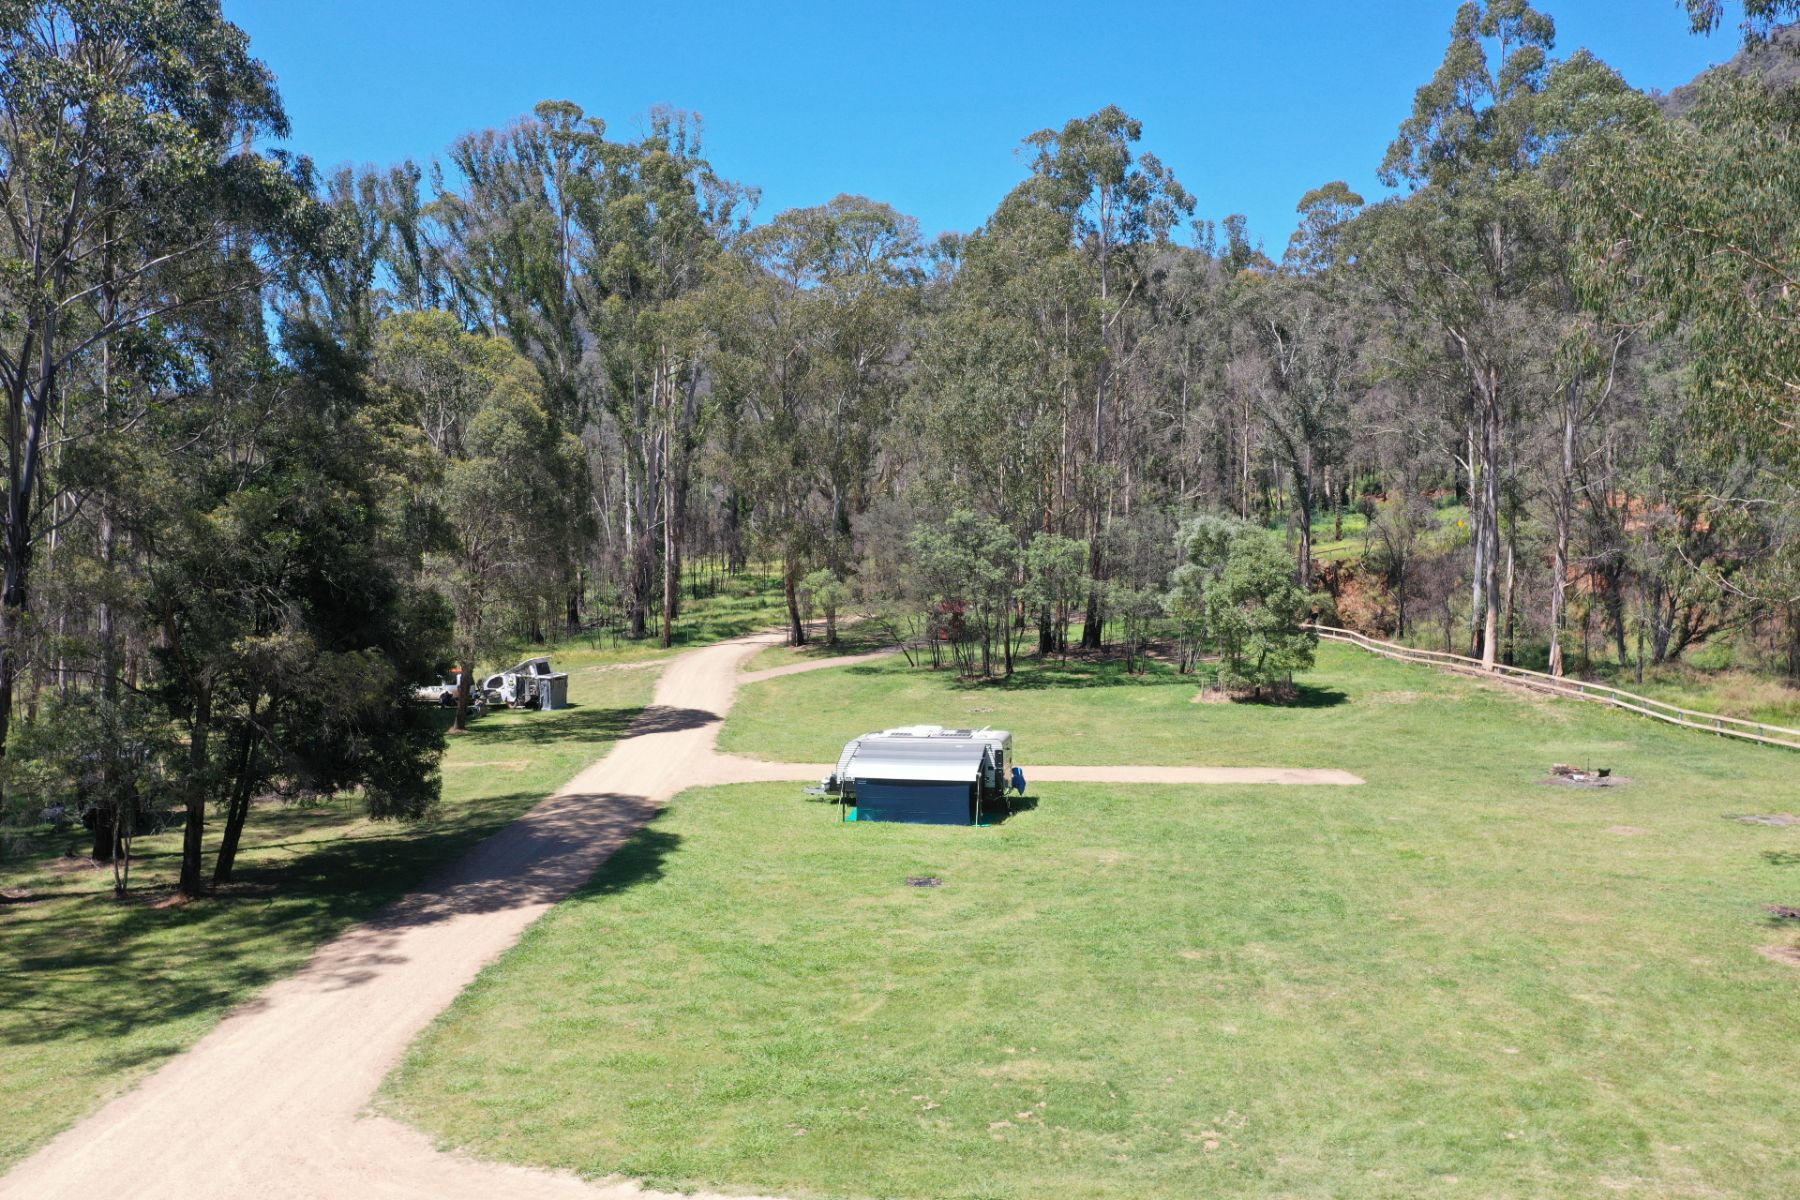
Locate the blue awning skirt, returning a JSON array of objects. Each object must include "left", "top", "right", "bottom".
[{"left": 853, "top": 779, "right": 977, "bottom": 825}]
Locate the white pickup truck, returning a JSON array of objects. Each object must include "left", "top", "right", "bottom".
[{"left": 414, "top": 670, "right": 488, "bottom": 714}]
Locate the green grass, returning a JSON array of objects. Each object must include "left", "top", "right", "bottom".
[
  {"left": 744, "top": 622, "right": 896, "bottom": 673},
  {"left": 0, "top": 662, "right": 658, "bottom": 1170},
  {"left": 1575, "top": 657, "right": 1800, "bottom": 730},
  {"left": 1306, "top": 509, "right": 1370, "bottom": 563},
  {"left": 724, "top": 645, "right": 1424, "bottom": 768},
  {"left": 385, "top": 645, "right": 1800, "bottom": 1199},
  {"left": 543, "top": 568, "right": 794, "bottom": 671}
]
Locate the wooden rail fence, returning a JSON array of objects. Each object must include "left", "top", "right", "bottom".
[{"left": 1306, "top": 625, "right": 1800, "bottom": 752}]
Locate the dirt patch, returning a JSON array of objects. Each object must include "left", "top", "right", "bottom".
[
  {"left": 905, "top": 876, "right": 942, "bottom": 889},
  {"left": 1190, "top": 682, "right": 1299, "bottom": 705},
  {"left": 1729, "top": 814, "right": 1800, "bottom": 827},
  {"left": 1538, "top": 775, "right": 1632, "bottom": 789},
  {"left": 47, "top": 855, "right": 105, "bottom": 874},
  {"left": 1767, "top": 905, "right": 1800, "bottom": 921},
  {"left": 1756, "top": 943, "right": 1800, "bottom": 970}
]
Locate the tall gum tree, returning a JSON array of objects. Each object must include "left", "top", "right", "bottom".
[
  {"left": 716, "top": 196, "right": 921, "bottom": 645},
  {"left": 1364, "top": 0, "right": 1634, "bottom": 668},
  {"left": 0, "top": 2, "right": 321, "bottom": 760},
  {"left": 1017, "top": 107, "right": 1193, "bottom": 647}
]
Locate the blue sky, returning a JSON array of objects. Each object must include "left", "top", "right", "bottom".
[{"left": 228, "top": 1, "right": 1747, "bottom": 250}]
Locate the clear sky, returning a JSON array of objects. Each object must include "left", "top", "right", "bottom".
[{"left": 226, "top": 1, "right": 1748, "bottom": 251}]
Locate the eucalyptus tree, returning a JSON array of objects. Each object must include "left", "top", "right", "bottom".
[
  {"left": 1232, "top": 182, "right": 1363, "bottom": 586},
  {"left": 718, "top": 196, "right": 921, "bottom": 644},
  {"left": 1018, "top": 107, "right": 1195, "bottom": 646},
  {"left": 0, "top": 1, "right": 323, "bottom": 759},
  {"left": 429, "top": 101, "right": 598, "bottom": 426},
  {"left": 373, "top": 311, "right": 586, "bottom": 729},
  {"left": 575, "top": 107, "right": 750, "bottom": 644},
  {"left": 1134, "top": 242, "right": 1230, "bottom": 512},
  {"left": 421, "top": 102, "right": 607, "bottom": 632},
  {"left": 909, "top": 220, "right": 1061, "bottom": 537},
  {"left": 1686, "top": 0, "right": 1800, "bottom": 39},
  {"left": 1363, "top": 0, "right": 1635, "bottom": 668},
  {"left": 287, "top": 163, "right": 434, "bottom": 355},
  {"left": 1575, "top": 70, "right": 1799, "bottom": 475}
]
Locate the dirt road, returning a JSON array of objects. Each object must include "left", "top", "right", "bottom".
[{"left": 2, "top": 631, "right": 1358, "bottom": 1199}]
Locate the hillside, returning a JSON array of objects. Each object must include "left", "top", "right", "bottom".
[{"left": 1658, "top": 23, "right": 1800, "bottom": 115}]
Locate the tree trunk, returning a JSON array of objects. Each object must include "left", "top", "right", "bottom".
[
  {"left": 1547, "top": 380, "right": 1576, "bottom": 676},
  {"left": 1478, "top": 375, "right": 1502, "bottom": 670},
  {"left": 1466, "top": 412, "right": 1484, "bottom": 657},
  {"left": 1606, "top": 570, "right": 1629, "bottom": 666},
  {"left": 90, "top": 806, "right": 117, "bottom": 862},
  {"left": 452, "top": 664, "right": 472, "bottom": 734},
  {"left": 1295, "top": 467, "right": 1314, "bottom": 589},
  {"left": 660, "top": 462, "right": 676, "bottom": 650},
  {"left": 1786, "top": 602, "right": 1800, "bottom": 682},
  {"left": 1502, "top": 536, "right": 1516, "bottom": 667},
  {"left": 212, "top": 746, "right": 257, "bottom": 887},
  {"left": 178, "top": 684, "right": 212, "bottom": 897},
  {"left": 1080, "top": 584, "right": 1104, "bottom": 650},
  {"left": 784, "top": 555, "right": 806, "bottom": 647},
  {"left": 0, "top": 529, "right": 33, "bottom": 763}
]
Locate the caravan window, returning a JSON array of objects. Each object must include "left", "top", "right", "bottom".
[{"left": 534, "top": 662, "right": 551, "bottom": 675}]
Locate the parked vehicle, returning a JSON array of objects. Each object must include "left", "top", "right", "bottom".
[
  {"left": 415, "top": 668, "right": 490, "bottom": 715},
  {"left": 481, "top": 657, "right": 569, "bottom": 710},
  {"left": 820, "top": 725, "right": 1019, "bottom": 825}
]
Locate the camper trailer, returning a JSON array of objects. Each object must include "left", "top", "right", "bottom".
[
  {"left": 480, "top": 657, "right": 571, "bottom": 711},
  {"left": 822, "top": 725, "right": 1017, "bottom": 825}
]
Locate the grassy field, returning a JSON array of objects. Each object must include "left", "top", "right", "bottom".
[
  {"left": 744, "top": 622, "right": 898, "bottom": 673},
  {"left": 386, "top": 644, "right": 1800, "bottom": 1199},
  {"left": 724, "top": 643, "right": 1501, "bottom": 769},
  {"left": 0, "top": 656, "right": 659, "bottom": 1170}
]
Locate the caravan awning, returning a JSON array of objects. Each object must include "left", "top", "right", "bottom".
[{"left": 848, "top": 737, "right": 987, "bottom": 782}]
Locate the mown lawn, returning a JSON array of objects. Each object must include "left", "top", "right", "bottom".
[
  {"left": 386, "top": 644, "right": 1800, "bottom": 1199},
  {"left": 724, "top": 642, "right": 1518, "bottom": 769},
  {"left": 0, "top": 662, "right": 658, "bottom": 1170}
]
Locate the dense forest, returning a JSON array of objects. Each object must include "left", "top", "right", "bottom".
[{"left": 3, "top": 0, "right": 1798, "bottom": 893}]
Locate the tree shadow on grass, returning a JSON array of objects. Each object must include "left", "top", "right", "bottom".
[
  {"left": 285, "top": 791, "right": 675, "bottom": 992},
  {"left": 0, "top": 784, "right": 672, "bottom": 1046},
  {"left": 460, "top": 703, "right": 644, "bottom": 748},
  {"left": 1765, "top": 851, "right": 1800, "bottom": 868},
  {"left": 1258, "top": 683, "right": 1349, "bottom": 709},
  {"left": 943, "top": 662, "right": 1195, "bottom": 692},
  {"left": 571, "top": 819, "right": 680, "bottom": 900},
  {"left": 461, "top": 703, "right": 718, "bottom": 748}
]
